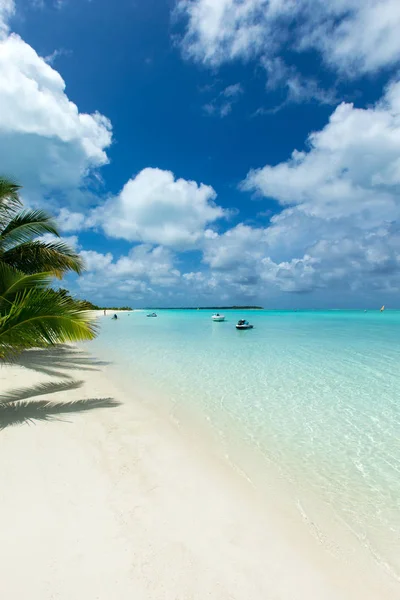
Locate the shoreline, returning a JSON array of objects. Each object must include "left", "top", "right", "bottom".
[
  {"left": 91, "top": 338, "right": 400, "bottom": 585},
  {"left": 0, "top": 344, "right": 398, "bottom": 599}
]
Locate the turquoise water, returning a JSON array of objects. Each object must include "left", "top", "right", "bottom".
[{"left": 89, "top": 310, "right": 400, "bottom": 577}]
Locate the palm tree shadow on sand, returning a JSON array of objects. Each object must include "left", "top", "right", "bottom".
[
  {"left": 0, "top": 379, "right": 120, "bottom": 430},
  {"left": 13, "top": 345, "right": 110, "bottom": 379}
]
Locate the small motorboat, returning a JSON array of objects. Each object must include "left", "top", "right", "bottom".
[
  {"left": 212, "top": 313, "right": 225, "bottom": 322},
  {"left": 236, "top": 319, "right": 253, "bottom": 330},
  {"left": 147, "top": 312, "right": 157, "bottom": 317}
]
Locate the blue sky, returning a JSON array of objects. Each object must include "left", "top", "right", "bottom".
[{"left": 1, "top": 0, "right": 400, "bottom": 307}]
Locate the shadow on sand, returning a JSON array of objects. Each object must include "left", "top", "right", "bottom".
[
  {"left": 0, "top": 380, "right": 120, "bottom": 429},
  {"left": 14, "top": 345, "right": 110, "bottom": 379}
]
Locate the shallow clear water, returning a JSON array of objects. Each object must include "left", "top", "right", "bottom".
[{"left": 90, "top": 310, "right": 400, "bottom": 576}]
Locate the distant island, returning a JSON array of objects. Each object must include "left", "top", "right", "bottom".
[
  {"left": 144, "top": 306, "right": 264, "bottom": 310},
  {"left": 100, "top": 306, "right": 133, "bottom": 311}
]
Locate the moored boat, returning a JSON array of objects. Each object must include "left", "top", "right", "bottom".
[
  {"left": 212, "top": 313, "right": 225, "bottom": 321},
  {"left": 236, "top": 319, "right": 253, "bottom": 330}
]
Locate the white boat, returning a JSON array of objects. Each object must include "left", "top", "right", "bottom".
[
  {"left": 147, "top": 312, "right": 157, "bottom": 317},
  {"left": 236, "top": 319, "right": 253, "bottom": 330},
  {"left": 212, "top": 313, "right": 225, "bottom": 321}
]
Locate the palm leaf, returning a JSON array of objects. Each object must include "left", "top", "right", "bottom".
[
  {"left": 0, "top": 263, "right": 53, "bottom": 308},
  {"left": 0, "top": 177, "right": 22, "bottom": 229},
  {"left": 1, "top": 240, "right": 84, "bottom": 276},
  {"left": 0, "top": 288, "right": 97, "bottom": 358},
  {"left": 0, "top": 177, "right": 21, "bottom": 210},
  {"left": 0, "top": 209, "right": 59, "bottom": 250}
]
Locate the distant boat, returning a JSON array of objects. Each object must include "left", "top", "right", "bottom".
[
  {"left": 236, "top": 319, "right": 253, "bottom": 330},
  {"left": 147, "top": 312, "right": 157, "bottom": 317},
  {"left": 212, "top": 313, "right": 225, "bottom": 322},
  {"left": 380, "top": 305, "right": 385, "bottom": 312}
]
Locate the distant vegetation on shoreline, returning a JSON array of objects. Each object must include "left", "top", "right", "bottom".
[
  {"left": 143, "top": 306, "right": 264, "bottom": 310},
  {"left": 57, "top": 291, "right": 132, "bottom": 312},
  {"left": 99, "top": 307, "right": 132, "bottom": 311},
  {"left": 86, "top": 303, "right": 133, "bottom": 311}
]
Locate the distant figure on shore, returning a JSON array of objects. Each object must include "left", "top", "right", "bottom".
[
  {"left": 112, "top": 314, "right": 118, "bottom": 320},
  {"left": 104, "top": 309, "right": 106, "bottom": 316}
]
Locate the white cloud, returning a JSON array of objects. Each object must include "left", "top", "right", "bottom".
[
  {"left": 110, "top": 245, "right": 180, "bottom": 288},
  {"left": 0, "top": 19, "right": 112, "bottom": 198},
  {"left": 176, "top": 0, "right": 277, "bottom": 66},
  {"left": 176, "top": 0, "right": 400, "bottom": 78},
  {"left": 0, "top": 0, "right": 14, "bottom": 37},
  {"left": 40, "top": 232, "right": 80, "bottom": 250},
  {"left": 222, "top": 83, "right": 243, "bottom": 98},
  {"left": 202, "top": 82, "right": 243, "bottom": 117},
  {"left": 203, "top": 223, "right": 267, "bottom": 270},
  {"left": 233, "top": 80, "right": 400, "bottom": 293},
  {"left": 56, "top": 208, "right": 87, "bottom": 232},
  {"left": 261, "top": 57, "right": 337, "bottom": 107},
  {"left": 178, "top": 79, "right": 400, "bottom": 299},
  {"left": 244, "top": 80, "right": 400, "bottom": 225},
  {"left": 81, "top": 75, "right": 400, "bottom": 301},
  {"left": 300, "top": 0, "right": 400, "bottom": 77},
  {"left": 79, "top": 249, "right": 113, "bottom": 272},
  {"left": 44, "top": 48, "right": 71, "bottom": 65},
  {"left": 76, "top": 244, "right": 181, "bottom": 302},
  {"left": 92, "top": 168, "right": 226, "bottom": 249}
]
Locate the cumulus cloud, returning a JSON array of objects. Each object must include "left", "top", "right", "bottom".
[
  {"left": 244, "top": 81, "right": 400, "bottom": 225},
  {"left": 0, "top": 0, "right": 14, "bottom": 37},
  {"left": 0, "top": 15, "right": 112, "bottom": 199},
  {"left": 92, "top": 167, "right": 226, "bottom": 249},
  {"left": 79, "top": 249, "right": 113, "bottom": 272},
  {"left": 76, "top": 244, "right": 181, "bottom": 302},
  {"left": 77, "top": 74, "right": 400, "bottom": 302},
  {"left": 200, "top": 221, "right": 317, "bottom": 294},
  {"left": 203, "top": 224, "right": 267, "bottom": 270},
  {"left": 235, "top": 80, "right": 400, "bottom": 293},
  {"left": 178, "top": 80, "right": 400, "bottom": 299},
  {"left": 56, "top": 208, "right": 87, "bottom": 232},
  {"left": 176, "top": 0, "right": 400, "bottom": 78}
]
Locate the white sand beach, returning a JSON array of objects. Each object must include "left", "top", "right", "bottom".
[{"left": 0, "top": 344, "right": 397, "bottom": 600}]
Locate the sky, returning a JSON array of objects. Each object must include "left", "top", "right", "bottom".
[{"left": 1, "top": 0, "right": 400, "bottom": 308}]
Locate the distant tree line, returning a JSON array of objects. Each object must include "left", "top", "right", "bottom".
[
  {"left": 146, "top": 306, "right": 264, "bottom": 310},
  {"left": 58, "top": 291, "right": 132, "bottom": 312}
]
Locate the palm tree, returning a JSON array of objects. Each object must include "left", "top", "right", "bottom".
[
  {"left": 0, "top": 177, "right": 96, "bottom": 358},
  {"left": 0, "top": 176, "right": 83, "bottom": 277},
  {"left": 0, "top": 262, "right": 97, "bottom": 358}
]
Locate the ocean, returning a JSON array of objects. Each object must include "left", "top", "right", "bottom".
[{"left": 89, "top": 309, "right": 400, "bottom": 579}]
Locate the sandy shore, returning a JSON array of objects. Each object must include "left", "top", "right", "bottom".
[{"left": 0, "top": 345, "right": 397, "bottom": 600}]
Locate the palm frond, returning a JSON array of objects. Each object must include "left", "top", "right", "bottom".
[
  {"left": 1, "top": 240, "right": 84, "bottom": 276},
  {"left": 0, "top": 288, "right": 97, "bottom": 358},
  {"left": 0, "top": 177, "right": 21, "bottom": 209},
  {"left": 0, "top": 262, "right": 53, "bottom": 308},
  {"left": 0, "top": 209, "right": 59, "bottom": 250},
  {"left": 0, "top": 177, "right": 22, "bottom": 229}
]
